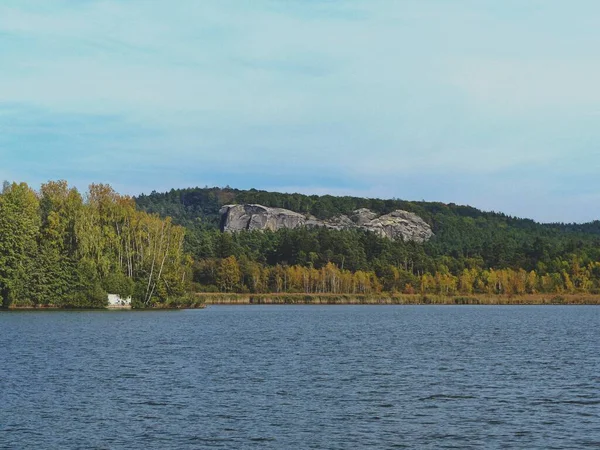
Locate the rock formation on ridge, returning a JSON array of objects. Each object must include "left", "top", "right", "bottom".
[{"left": 220, "top": 204, "right": 434, "bottom": 243}]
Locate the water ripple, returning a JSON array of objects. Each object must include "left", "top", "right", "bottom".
[{"left": 1, "top": 306, "right": 600, "bottom": 449}]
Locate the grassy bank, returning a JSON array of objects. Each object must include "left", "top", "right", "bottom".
[
  {"left": 5, "top": 294, "right": 600, "bottom": 310},
  {"left": 4, "top": 297, "right": 207, "bottom": 310},
  {"left": 197, "top": 293, "right": 600, "bottom": 305}
]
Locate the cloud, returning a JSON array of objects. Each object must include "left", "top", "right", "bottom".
[{"left": 0, "top": 0, "right": 599, "bottom": 222}]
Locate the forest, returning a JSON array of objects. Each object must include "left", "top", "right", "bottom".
[
  {"left": 0, "top": 181, "right": 190, "bottom": 308},
  {"left": 3, "top": 182, "right": 600, "bottom": 308},
  {"left": 136, "top": 187, "right": 600, "bottom": 297}
]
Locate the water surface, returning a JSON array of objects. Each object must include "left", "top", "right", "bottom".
[{"left": 1, "top": 306, "right": 599, "bottom": 449}]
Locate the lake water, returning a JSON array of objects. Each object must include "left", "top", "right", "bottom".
[{"left": 1, "top": 306, "right": 600, "bottom": 449}]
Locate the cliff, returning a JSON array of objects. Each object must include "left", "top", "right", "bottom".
[{"left": 220, "top": 204, "right": 434, "bottom": 242}]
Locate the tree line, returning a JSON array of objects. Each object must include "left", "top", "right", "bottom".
[
  {"left": 0, "top": 181, "right": 190, "bottom": 308},
  {"left": 4, "top": 182, "right": 600, "bottom": 307},
  {"left": 194, "top": 255, "right": 600, "bottom": 296}
]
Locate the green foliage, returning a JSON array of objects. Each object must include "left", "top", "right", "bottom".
[
  {"left": 0, "top": 181, "right": 191, "bottom": 309},
  {"left": 0, "top": 182, "right": 40, "bottom": 307},
  {"left": 102, "top": 272, "right": 135, "bottom": 299},
  {"left": 137, "top": 186, "right": 600, "bottom": 275},
  {"left": 61, "top": 261, "right": 107, "bottom": 308}
]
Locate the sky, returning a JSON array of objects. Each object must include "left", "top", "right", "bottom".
[{"left": 1, "top": 0, "right": 599, "bottom": 223}]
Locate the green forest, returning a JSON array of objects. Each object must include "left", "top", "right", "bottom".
[
  {"left": 0, "top": 181, "right": 190, "bottom": 308},
  {"left": 136, "top": 187, "right": 600, "bottom": 298},
  {"left": 3, "top": 182, "right": 600, "bottom": 308}
]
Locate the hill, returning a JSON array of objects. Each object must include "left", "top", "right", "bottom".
[{"left": 136, "top": 187, "right": 600, "bottom": 296}]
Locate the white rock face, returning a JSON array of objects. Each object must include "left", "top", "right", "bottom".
[
  {"left": 220, "top": 204, "right": 307, "bottom": 232},
  {"left": 362, "top": 210, "right": 434, "bottom": 242},
  {"left": 351, "top": 208, "right": 378, "bottom": 226},
  {"left": 220, "top": 204, "right": 434, "bottom": 243}
]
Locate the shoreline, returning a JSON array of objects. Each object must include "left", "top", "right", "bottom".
[
  {"left": 2, "top": 305, "right": 206, "bottom": 311},
  {"left": 196, "top": 293, "right": 600, "bottom": 306},
  {"left": 4, "top": 293, "right": 600, "bottom": 310}
]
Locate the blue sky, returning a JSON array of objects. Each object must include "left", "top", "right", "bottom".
[{"left": 1, "top": 0, "right": 599, "bottom": 222}]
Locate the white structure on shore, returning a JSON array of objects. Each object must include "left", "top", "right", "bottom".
[{"left": 107, "top": 294, "right": 132, "bottom": 308}]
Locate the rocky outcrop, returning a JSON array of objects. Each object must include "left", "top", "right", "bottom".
[
  {"left": 362, "top": 210, "right": 433, "bottom": 242},
  {"left": 220, "top": 204, "right": 307, "bottom": 232},
  {"left": 220, "top": 204, "right": 434, "bottom": 243},
  {"left": 351, "top": 208, "right": 378, "bottom": 226}
]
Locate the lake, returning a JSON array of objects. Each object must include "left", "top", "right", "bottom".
[{"left": 1, "top": 306, "right": 600, "bottom": 449}]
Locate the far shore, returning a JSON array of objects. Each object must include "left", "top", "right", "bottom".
[
  {"left": 196, "top": 293, "right": 600, "bottom": 306},
  {"left": 4, "top": 293, "right": 600, "bottom": 310}
]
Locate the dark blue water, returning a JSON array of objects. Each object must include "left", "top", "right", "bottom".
[{"left": 1, "top": 306, "right": 600, "bottom": 449}]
